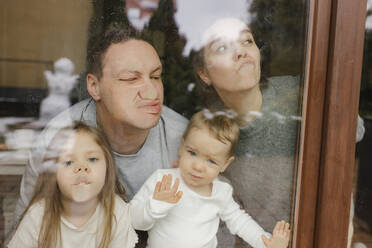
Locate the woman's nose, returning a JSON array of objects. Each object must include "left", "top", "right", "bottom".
[
  {"left": 73, "top": 164, "right": 91, "bottom": 174},
  {"left": 234, "top": 44, "right": 248, "bottom": 60}
]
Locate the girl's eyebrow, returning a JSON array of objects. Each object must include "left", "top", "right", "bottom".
[
  {"left": 86, "top": 150, "right": 103, "bottom": 154},
  {"left": 58, "top": 152, "right": 73, "bottom": 160},
  {"left": 59, "top": 149, "right": 103, "bottom": 156},
  {"left": 59, "top": 150, "right": 73, "bottom": 156}
]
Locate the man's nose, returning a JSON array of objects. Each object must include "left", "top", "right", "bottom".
[
  {"left": 139, "top": 78, "right": 158, "bottom": 100},
  {"left": 73, "top": 163, "right": 91, "bottom": 174}
]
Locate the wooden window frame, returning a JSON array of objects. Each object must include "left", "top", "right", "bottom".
[{"left": 293, "top": 0, "right": 367, "bottom": 247}]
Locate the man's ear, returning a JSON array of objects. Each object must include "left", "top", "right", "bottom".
[
  {"left": 220, "top": 156, "right": 234, "bottom": 172},
  {"left": 197, "top": 69, "right": 212, "bottom": 86},
  {"left": 86, "top": 73, "right": 101, "bottom": 101}
]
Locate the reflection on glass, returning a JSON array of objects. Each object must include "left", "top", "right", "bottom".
[
  {"left": 191, "top": 13, "right": 304, "bottom": 247},
  {"left": 352, "top": 1, "right": 372, "bottom": 247},
  {"left": 0, "top": 0, "right": 308, "bottom": 247},
  {"left": 0, "top": 1, "right": 92, "bottom": 245}
]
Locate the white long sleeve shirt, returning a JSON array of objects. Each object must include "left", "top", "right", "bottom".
[
  {"left": 130, "top": 168, "right": 271, "bottom": 248},
  {"left": 9, "top": 195, "right": 138, "bottom": 248}
]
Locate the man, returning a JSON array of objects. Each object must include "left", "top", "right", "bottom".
[{"left": 15, "top": 27, "right": 188, "bottom": 219}]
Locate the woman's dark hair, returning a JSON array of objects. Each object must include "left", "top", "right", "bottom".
[
  {"left": 191, "top": 49, "right": 225, "bottom": 109},
  {"left": 86, "top": 25, "right": 142, "bottom": 79}
]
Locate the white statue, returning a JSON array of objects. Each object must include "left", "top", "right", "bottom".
[{"left": 39, "top": 58, "right": 79, "bottom": 123}]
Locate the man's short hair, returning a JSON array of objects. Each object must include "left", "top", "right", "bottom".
[
  {"left": 86, "top": 25, "right": 141, "bottom": 79},
  {"left": 183, "top": 110, "right": 240, "bottom": 156}
]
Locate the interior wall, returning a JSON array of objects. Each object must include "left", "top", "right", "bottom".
[{"left": 0, "top": 0, "right": 92, "bottom": 88}]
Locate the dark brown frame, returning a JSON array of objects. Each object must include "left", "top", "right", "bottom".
[{"left": 294, "top": 0, "right": 367, "bottom": 247}]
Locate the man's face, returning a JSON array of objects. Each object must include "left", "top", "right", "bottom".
[{"left": 90, "top": 39, "right": 164, "bottom": 130}]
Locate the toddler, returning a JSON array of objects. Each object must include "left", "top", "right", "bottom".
[{"left": 130, "top": 110, "right": 290, "bottom": 248}]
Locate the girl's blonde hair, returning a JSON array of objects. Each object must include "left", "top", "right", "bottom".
[{"left": 18, "top": 122, "right": 126, "bottom": 248}]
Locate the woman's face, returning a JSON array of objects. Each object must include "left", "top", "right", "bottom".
[{"left": 201, "top": 21, "right": 261, "bottom": 93}]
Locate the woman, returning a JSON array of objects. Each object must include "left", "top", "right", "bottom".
[{"left": 194, "top": 17, "right": 301, "bottom": 234}]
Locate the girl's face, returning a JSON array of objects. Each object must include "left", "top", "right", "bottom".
[
  {"left": 200, "top": 19, "right": 261, "bottom": 93},
  {"left": 56, "top": 131, "right": 107, "bottom": 204}
]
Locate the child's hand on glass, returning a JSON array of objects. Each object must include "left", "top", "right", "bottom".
[
  {"left": 261, "top": 220, "right": 290, "bottom": 248},
  {"left": 153, "top": 174, "right": 183, "bottom": 204},
  {"left": 171, "top": 160, "right": 179, "bottom": 168}
]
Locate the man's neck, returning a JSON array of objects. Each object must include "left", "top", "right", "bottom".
[{"left": 96, "top": 106, "right": 150, "bottom": 155}]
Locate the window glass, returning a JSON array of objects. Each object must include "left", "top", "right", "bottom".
[
  {"left": 352, "top": 1, "right": 372, "bottom": 247},
  {"left": 0, "top": 1, "right": 309, "bottom": 247}
]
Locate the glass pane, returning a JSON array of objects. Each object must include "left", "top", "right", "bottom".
[
  {"left": 0, "top": 0, "right": 310, "bottom": 247},
  {"left": 352, "top": 1, "right": 372, "bottom": 247}
]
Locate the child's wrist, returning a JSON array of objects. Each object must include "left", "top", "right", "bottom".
[{"left": 146, "top": 198, "right": 177, "bottom": 219}]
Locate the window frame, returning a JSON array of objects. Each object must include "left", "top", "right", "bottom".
[{"left": 294, "top": 0, "right": 367, "bottom": 247}]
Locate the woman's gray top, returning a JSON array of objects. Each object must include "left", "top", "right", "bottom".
[{"left": 225, "top": 75, "right": 301, "bottom": 232}]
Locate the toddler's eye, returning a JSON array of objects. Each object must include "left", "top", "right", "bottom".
[
  {"left": 88, "top": 157, "right": 98, "bottom": 162},
  {"left": 208, "top": 159, "right": 217, "bottom": 165},
  {"left": 63, "top": 160, "right": 73, "bottom": 166},
  {"left": 188, "top": 150, "right": 196, "bottom": 156}
]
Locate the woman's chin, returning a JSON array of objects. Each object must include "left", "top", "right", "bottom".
[{"left": 227, "top": 81, "right": 260, "bottom": 93}]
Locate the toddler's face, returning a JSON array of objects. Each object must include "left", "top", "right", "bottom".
[
  {"left": 178, "top": 127, "right": 234, "bottom": 195},
  {"left": 56, "top": 131, "right": 107, "bottom": 204}
]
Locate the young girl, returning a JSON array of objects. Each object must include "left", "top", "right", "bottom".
[
  {"left": 8, "top": 122, "right": 138, "bottom": 248},
  {"left": 130, "top": 110, "right": 290, "bottom": 248}
]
